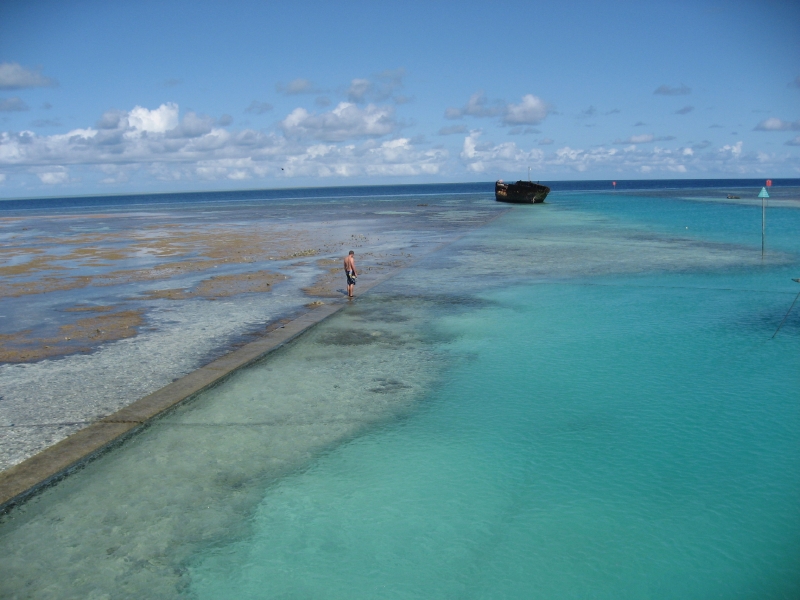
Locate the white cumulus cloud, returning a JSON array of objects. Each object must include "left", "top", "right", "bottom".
[
  {"left": 127, "top": 103, "right": 179, "bottom": 133},
  {"left": 280, "top": 102, "right": 397, "bottom": 142},
  {"left": 456, "top": 131, "right": 766, "bottom": 177},
  {"left": 281, "top": 138, "right": 446, "bottom": 178},
  {"left": 720, "top": 141, "right": 743, "bottom": 157},
  {"left": 503, "top": 95, "right": 549, "bottom": 126},
  {"left": 0, "top": 100, "right": 447, "bottom": 186},
  {"left": 37, "top": 168, "right": 69, "bottom": 184},
  {"left": 445, "top": 92, "right": 550, "bottom": 127},
  {"left": 460, "top": 131, "right": 545, "bottom": 173}
]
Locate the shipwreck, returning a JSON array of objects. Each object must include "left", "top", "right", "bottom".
[{"left": 495, "top": 179, "right": 550, "bottom": 204}]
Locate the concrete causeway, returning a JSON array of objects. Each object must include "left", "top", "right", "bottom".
[{"left": 0, "top": 300, "right": 347, "bottom": 511}]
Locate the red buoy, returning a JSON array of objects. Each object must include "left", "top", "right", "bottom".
[{"left": 766, "top": 179, "right": 772, "bottom": 187}]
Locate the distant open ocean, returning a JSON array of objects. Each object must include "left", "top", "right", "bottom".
[
  {"left": 1, "top": 179, "right": 799, "bottom": 598},
  {"left": 2, "top": 178, "right": 799, "bottom": 213}
]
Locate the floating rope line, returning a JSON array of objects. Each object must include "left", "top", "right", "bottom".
[{"left": 771, "top": 281, "right": 800, "bottom": 339}]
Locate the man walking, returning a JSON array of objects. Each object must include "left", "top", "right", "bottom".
[{"left": 344, "top": 250, "right": 357, "bottom": 298}]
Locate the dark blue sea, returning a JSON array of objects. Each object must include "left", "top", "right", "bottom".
[{"left": 1, "top": 178, "right": 798, "bottom": 214}]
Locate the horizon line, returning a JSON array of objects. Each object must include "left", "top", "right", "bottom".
[{"left": 1, "top": 177, "right": 797, "bottom": 203}]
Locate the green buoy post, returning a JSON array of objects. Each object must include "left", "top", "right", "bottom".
[{"left": 758, "top": 186, "right": 769, "bottom": 257}]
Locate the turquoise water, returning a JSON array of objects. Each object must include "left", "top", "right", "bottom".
[
  {"left": 1, "top": 187, "right": 799, "bottom": 598},
  {"left": 190, "top": 277, "right": 800, "bottom": 598}
]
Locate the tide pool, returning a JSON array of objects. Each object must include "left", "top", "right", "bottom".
[{"left": 1, "top": 186, "right": 799, "bottom": 598}]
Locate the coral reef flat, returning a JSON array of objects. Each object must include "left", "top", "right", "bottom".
[{"left": 0, "top": 188, "right": 506, "bottom": 471}]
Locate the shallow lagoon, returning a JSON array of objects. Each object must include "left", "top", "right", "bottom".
[{"left": 1, "top": 185, "right": 799, "bottom": 598}]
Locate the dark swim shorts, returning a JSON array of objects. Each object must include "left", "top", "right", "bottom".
[{"left": 346, "top": 270, "right": 357, "bottom": 285}]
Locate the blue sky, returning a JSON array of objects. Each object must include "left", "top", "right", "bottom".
[{"left": 0, "top": 0, "right": 798, "bottom": 197}]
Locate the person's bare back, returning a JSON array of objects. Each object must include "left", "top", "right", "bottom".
[{"left": 344, "top": 250, "right": 357, "bottom": 298}]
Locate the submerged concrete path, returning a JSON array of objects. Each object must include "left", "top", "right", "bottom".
[{"left": 0, "top": 299, "right": 348, "bottom": 510}]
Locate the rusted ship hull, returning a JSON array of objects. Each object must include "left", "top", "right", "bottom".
[{"left": 495, "top": 180, "right": 550, "bottom": 204}]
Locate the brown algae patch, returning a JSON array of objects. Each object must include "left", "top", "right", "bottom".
[
  {"left": 143, "top": 270, "right": 288, "bottom": 300},
  {"left": 62, "top": 305, "right": 117, "bottom": 313},
  {"left": 0, "top": 254, "right": 62, "bottom": 277},
  {"left": 0, "top": 223, "right": 323, "bottom": 299},
  {"left": 0, "top": 276, "right": 94, "bottom": 299},
  {"left": 0, "top": 308, "right": 144, "bottom": 363}
]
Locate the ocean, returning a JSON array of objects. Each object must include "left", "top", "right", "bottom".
[{"left": 1, "top": 180, "right": 799, "bottom": 598}]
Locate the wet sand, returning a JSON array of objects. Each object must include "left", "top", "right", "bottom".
[{"left": 0, "top": 194, "right": 506, "bottom": 471}]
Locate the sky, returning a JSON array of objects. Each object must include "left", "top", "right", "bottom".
[{"left": 0, "top": 0, "right": 798, "bottom": 198}]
